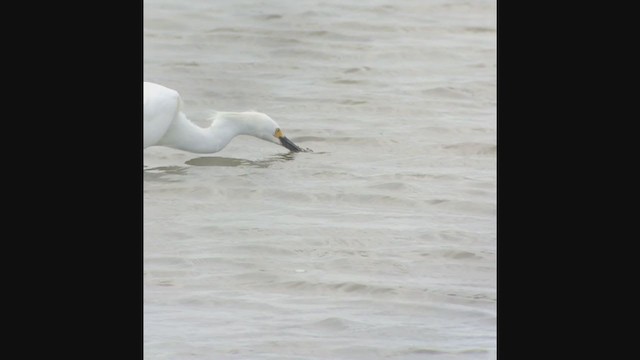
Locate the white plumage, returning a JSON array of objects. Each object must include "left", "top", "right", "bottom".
[{"left": 143, "top": 82, "right": 303, "bottom": 153}]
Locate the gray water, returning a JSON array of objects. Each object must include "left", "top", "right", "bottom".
[{"left": 144, "top": 0, "right": 496, "bottom": 358}]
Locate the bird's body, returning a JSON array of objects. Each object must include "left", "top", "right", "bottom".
[{"left": 143, "top": 82, "right": 303, "bottom": 153}]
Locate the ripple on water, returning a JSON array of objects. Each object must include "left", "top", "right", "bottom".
[{"left": 442, "top": 142, "right": 497, "bottom": 156}]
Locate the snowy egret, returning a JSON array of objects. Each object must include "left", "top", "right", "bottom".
[{"left": 144, "top": 82, "right": 305, "bottom": 153}]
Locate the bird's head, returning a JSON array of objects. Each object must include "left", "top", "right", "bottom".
[{"left": 240, "top": 112, "right": 305, "bottom": 152}]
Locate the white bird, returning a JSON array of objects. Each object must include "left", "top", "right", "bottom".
[{"left": 143, "top": 82, "right": 304, "bottom": 153}]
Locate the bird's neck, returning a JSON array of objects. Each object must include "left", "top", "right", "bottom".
[{"left": 159, "top": 112, "right": 258, "bottom": 154}]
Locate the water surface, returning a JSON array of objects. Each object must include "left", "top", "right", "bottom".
[{"left": 144, "top": 0, "right": 496, "bottom": 358}]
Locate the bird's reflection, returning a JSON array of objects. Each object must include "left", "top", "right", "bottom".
[
  {"left": 144, "top": 153, "right": 299, "bottom": 182},
  {"left": 185, "top": 153, "right": 297, "bottom": 168}
]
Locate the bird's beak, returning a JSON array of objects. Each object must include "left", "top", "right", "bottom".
[{"left": 279, "top": 136, "right": 303, "bottom": 152}]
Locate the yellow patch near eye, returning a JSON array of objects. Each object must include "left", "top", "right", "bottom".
[{"left": 274, "top": 129, "right": 284, "bottom": 138}]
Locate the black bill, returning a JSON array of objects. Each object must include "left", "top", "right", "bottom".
[{"left": 280, "top": 136, "right": 304, "bottom": 152}]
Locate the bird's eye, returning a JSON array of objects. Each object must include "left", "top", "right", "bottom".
[{"left": 274, "top": 128, "right": 283, "bottom": 138}]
